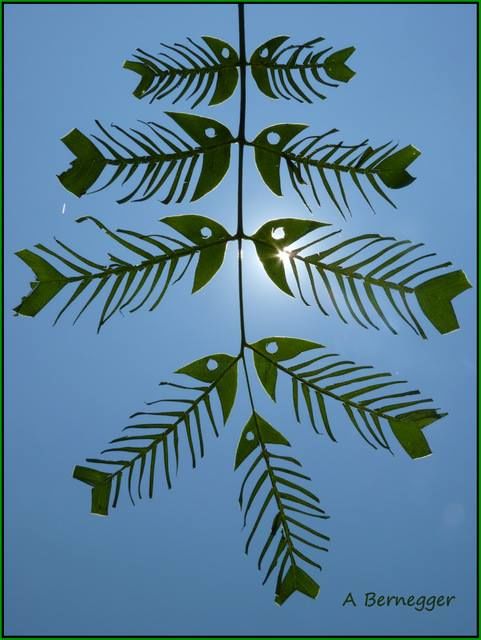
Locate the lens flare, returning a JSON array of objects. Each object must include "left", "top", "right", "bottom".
[{"left": 278, "top": 249, "right": 291, "bottom": 265}]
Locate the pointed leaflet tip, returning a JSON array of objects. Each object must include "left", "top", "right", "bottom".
[
  {"left": 324, "top": 47, "right": 356, "bottom": 83},
  {"left": 123, "top": 59, "right": 156, "bottom": 98},
  {"left": 73, "top": 465, "right": 112, "bottom": 516},
  {"left": 275, "top": 565, "right": 320, "bottom": 606},
  {"left": 375, "top": 145, "right": 421, "bottom": 189},
  {"left": 415, "top": 270, "right": 472, "bottom": 334},
  {"left": 14, "top": 249, "right": 68, "bottom": 317},
  {"left": 57, "top": 129, "right": 107, "bottom": 197},
  {"left": 388, "top": 409, "right": 446, "bottom": 459}
]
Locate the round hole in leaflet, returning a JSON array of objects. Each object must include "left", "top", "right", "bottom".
[
  {"left": 205, "top": 127, "right": 217, "bottom": 139},
  {"left": 207, "top": 359, "right": 218, "bottom": 371},
  {"left": 200, "top": 227, "right": 213, "bottom": 239},
  {"left": 266, "top": 341, "right": 279, "bottom": 354},
  {"left": 271, "top": 227, "right": 285, "bottom": 240},
  {"left": 267, "top": 131, "right": 281, "bottom": 145}
]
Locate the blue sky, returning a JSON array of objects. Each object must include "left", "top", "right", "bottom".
[{"left": 5, "top": 2, "right": 476, "bottom": 636}]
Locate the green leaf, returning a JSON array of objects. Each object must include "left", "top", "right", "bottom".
[
  {"left": 76, "top": 356, "right": 239, "bottom": 509},
  {"left": 216, "top": 364, "right": 238, "bottom": 423},
  {"left": 14, "top": 215, "right": 234, "bottom": 326},
  {"left": 57, "top": 115, "right": 234, "bottom": 204},
  {"left": 14, "top": 249, "right": 68, "bottom": 317},
  {"left": 324, "top": 47, "right": 356, "bottom": 82},
  {"left": 415, "top": 270, "right": 471, "bottom": 334},
  {"left": 375, "top": 145, "right": 421, "bottom": 189},
  {"left": 202, "top": 36, "right": 239, "bottom": 105},
  {"left": 275, "top": 565, "right": 320, "bottom": 606},
  {"left": 57, "top": 129, "right": 107, "bottom": 197},
  {"left": 73, "top": 466, "right": 112, "bottom": 516},
  {"left": 161, "top": 214, "right": 231, "bottom": 292},
  {"left": 235, "top": 412, "right": 328, "bottom": 602},
  {"left": 192, "top": 245, "right": 226, "bottom": 293},
  {"left": 253, "top": 352, "right": 278, "bottom": 400},
  {"left": 253, "top": 124, "right": 308, "bottom": 195},
  {"left": 124, "top": 37, "right": 238, "bottom": 107},
  {"left": 250, "top": 36, "right": 355, "bottom": 102},
  {"left": 234, "top": 413, "right": 290, "bottom": 469},
  {"left": 166, "top": 112, "right": 234, "bottom": 200},
  {"left": 176, "top": 353, "right": 236, "bottom": 382},
  {"left": 250, "top": 36, "right": 290, "bottom": 99},
  {"left": 123, "top": 60, "right": 156, "bottom": 98},
  {"left": 388, "top": 409, "right": 446, "bottom": 459},
  {"left": 251, "top": 336, "right": 320, "bottom": 364},
  {"left": 248, "top": 338, "right": 445, "bottom": 455},
  {"left": 249, "top": 127, "right": 420, "bottom": 214},
  {"left": 176, "top": 353, "right": 238, "bottom": 422},
  {"left": 252, "top": 217, "right": 328, "bottom": 295},
  {"left": 255, "top": 223, "right": 470, "bottom": 337}
]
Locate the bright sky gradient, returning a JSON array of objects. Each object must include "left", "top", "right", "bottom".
[{"left": 5, "top": 3, "right": 476, "bottom": 636}]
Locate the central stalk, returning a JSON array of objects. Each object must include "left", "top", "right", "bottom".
[{"left": 237, "top": 3, "right": 247, "bottom": 347}]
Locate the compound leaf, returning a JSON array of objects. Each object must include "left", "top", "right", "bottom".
[
  {"left": 58, "top": 114, "right": 234, "bottom": 203},
  {"left": 249, "top": 217, "right": 471, "bottom": 337},
  {"left": 235, "top": 412, "right": 328, "bottom": 604},
  {"left": 14, "top": 215, "right": 232, "bottom": 329},
  {"left": 248, "top": 337, "right": 446, "bottom": 457},
  {"left": 74, "top": 354, "right": 238, "bottom": 513},
  {"left": 250, "top": 35, "right": 355, "bottom": 102},
  {"left": 124, "top": 36, "right": 239, "bottom": 107},
  {"left": 250, "top": 125, "right": 419, "bottom": 214}
]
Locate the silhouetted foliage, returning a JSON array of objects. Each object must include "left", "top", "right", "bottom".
[{"left": 15, "top": 6, "right": 470, "bottom": 605}]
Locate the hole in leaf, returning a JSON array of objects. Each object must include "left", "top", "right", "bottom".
[
  {"left": 205, "top": 127, "right": 217, "bottom": 139},
  {"left": 200, "top": 226, "right": 212, "bottom": 239},
  {"left": 271, "top": 226, "right": 285, "bottom": 240},
  {"left": 266, "top": 341, "right": 279, "bottom": 354},
  {"left": 267, "top": 131, "right": 281, "bottom": 145},
  {"left": 246, "top": 432, "right": 255, "bottom": 441},
  {"left": 206, "top": 358, "right": 218, "bottom": 371},
  {"left": 260, "top": 47, "right": 268, "bottom": 58},
  {"left": 221, "top": 47, "right": 230, "bottom": 59}
]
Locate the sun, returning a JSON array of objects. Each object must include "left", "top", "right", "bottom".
[{"left": 277, "top": 249, "right": 291, "bottom": 265}]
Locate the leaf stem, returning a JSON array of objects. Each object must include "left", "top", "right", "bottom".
[{"left": 237, "top": 3, "right": 247, "bottom": 346}]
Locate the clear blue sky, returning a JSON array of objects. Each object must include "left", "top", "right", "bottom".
[{"left": 5, "top": 2, "right": 476, "bottom": 636}]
